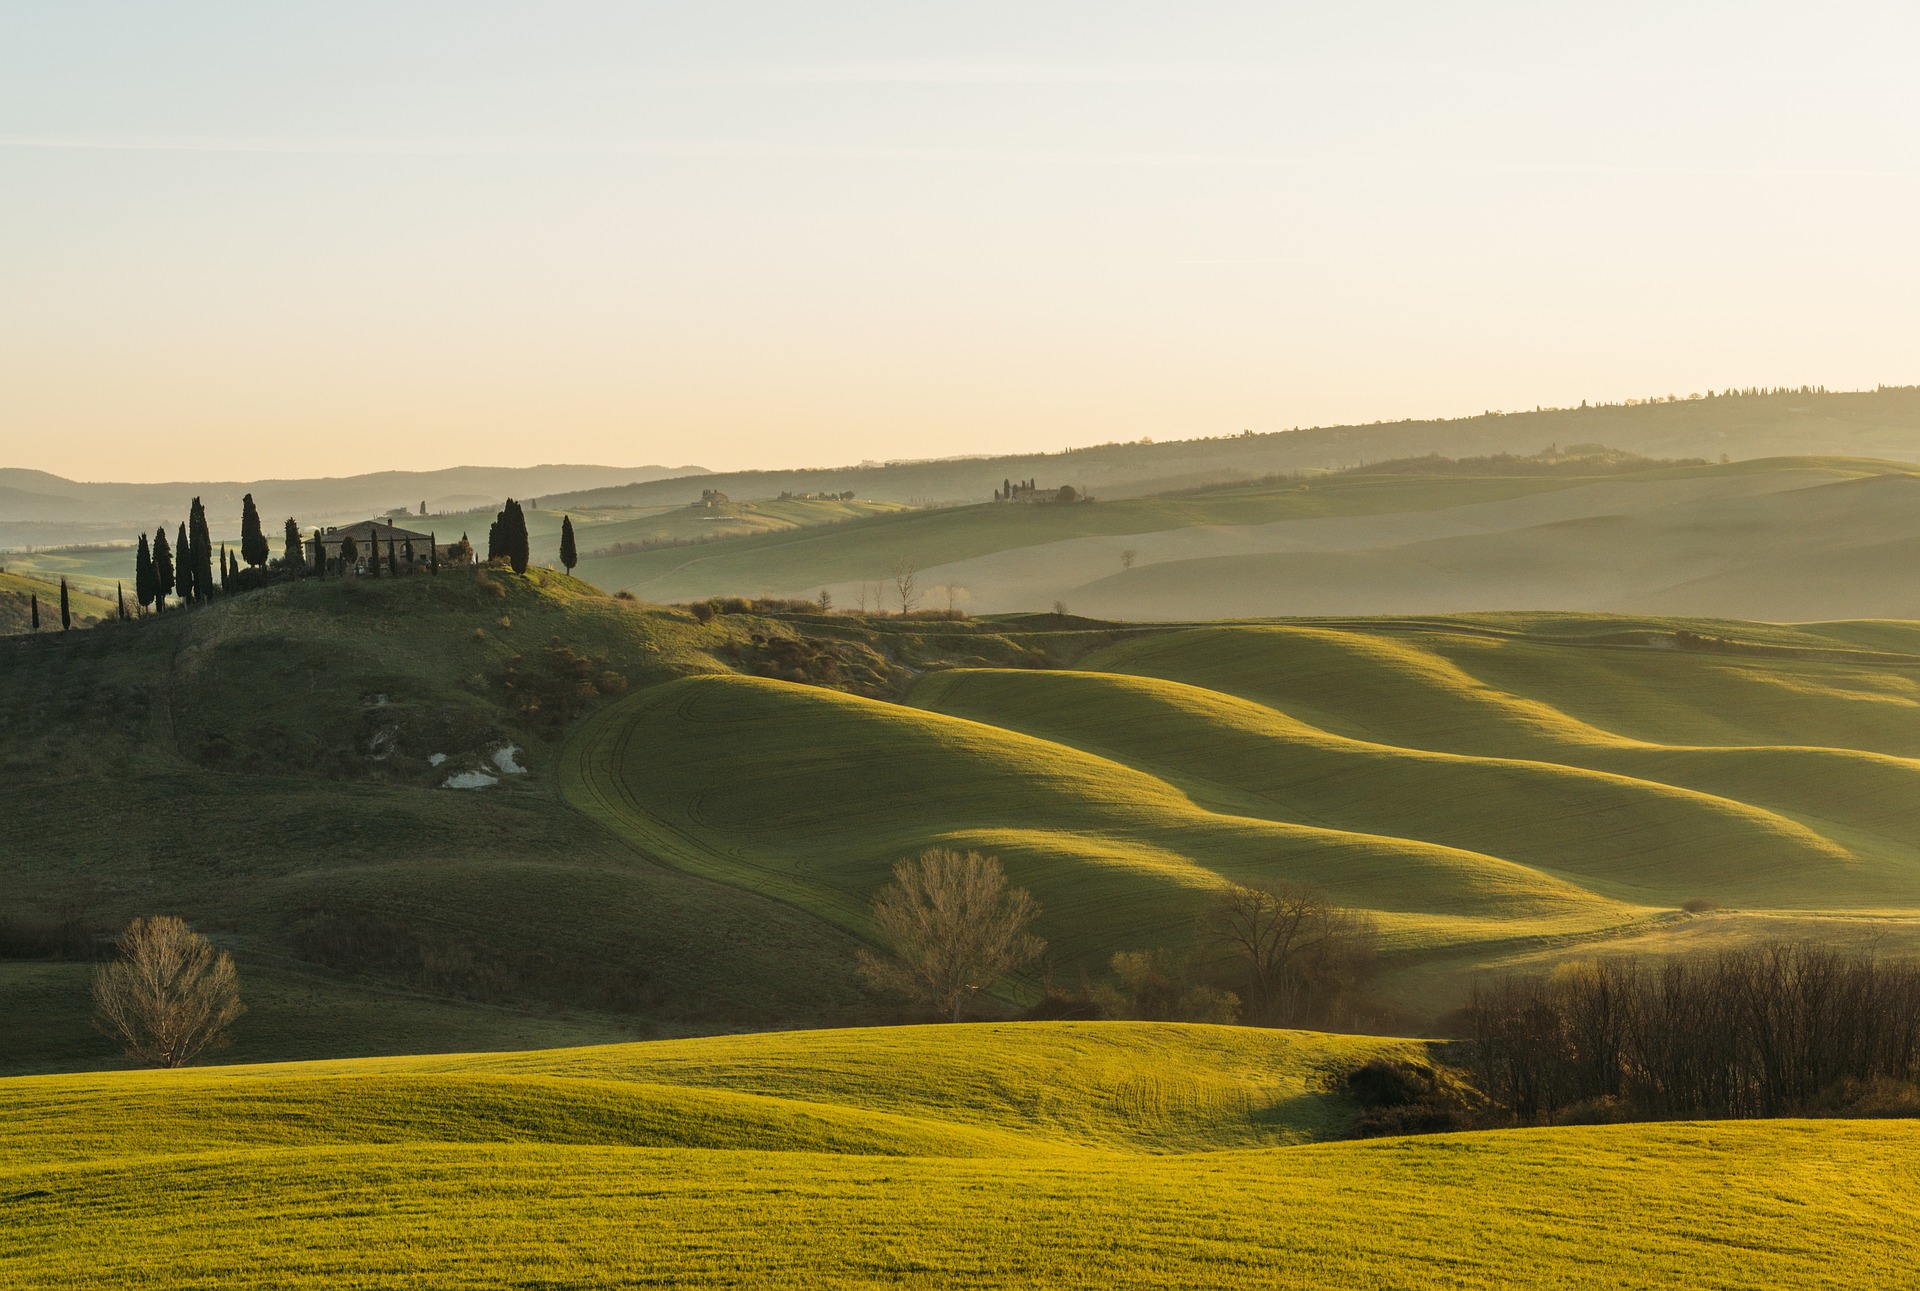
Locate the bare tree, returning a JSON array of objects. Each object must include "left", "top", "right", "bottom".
[
  {"left": 93, "top": 915, "right": 245, "bottom": 1067},
  {"left": 893, "top": 560, "right": 920, "bottom": 615},
  {"left": 942, "top": 584, "right": 969, "bottom": 615},
  {"left": 1201, "top": 882, "right": 1376, "bottom": 1026},
  {"left": 817, "top": 588, "right": 833, "bottom": 612},
  {"left": 853, "top": 582, "right": 868, "bottom": 614},
  {"left": 1120, "top": 548, "right": 1137, "bottom": 570},
  {"left": 859, "top": 848, "right": 1045, "bottom": 1021}
]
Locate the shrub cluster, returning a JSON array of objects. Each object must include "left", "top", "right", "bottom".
[{"left": 1463, "top": 944, "right": 1920, "bottom": 1123}]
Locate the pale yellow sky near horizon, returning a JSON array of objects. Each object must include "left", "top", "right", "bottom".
[{"left": 3, "top": 2, "right": 1917, "bottom": 483}]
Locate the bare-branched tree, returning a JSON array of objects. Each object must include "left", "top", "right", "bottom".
[
  {"left": 93, "top": 915, "right": 245, "bottom": 1067},
  {"left": 1201, "top": 882, "right": 1377, "bottom": 1026},
  {"left": 893, "top": 560, "right": 920, "bottom": 615},
  {"left": 859, "top": 848, "right": 1044, "bottom": 1021}
]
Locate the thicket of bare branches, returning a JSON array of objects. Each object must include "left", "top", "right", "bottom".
[
  {"left": 1200, "top": 882, "right": 1378, "bottom": 1027},
  {"left": 92, "top": 915, "right": 245, "bottom": 1068},
  {"left": 859, "top": 848, "right": 1044, "bottom": 1021},
  {"left": 1465, "top": 944, "right": 1920, "bottom": 1123}
]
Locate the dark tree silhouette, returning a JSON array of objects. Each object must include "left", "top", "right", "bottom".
[
  {"left": 240, "top": 493, "right": 269, "bottom": 569},
  {"left": 188, "top": 499, "right": 213, "bottom": 603},
  {"left": 219, "top": 544, "right": 231, "bottom": 593},
  {"left": 559, "top": 515, "right": 578, "bottom": 573},
  {"left": 341, "top": 534, "right": 359, "bottom": 569},
  {"left": 429, "top": 531, "right": 439, "bottom": 575},
  {"left": 283, "top": 518, "right": 301, "bottom": 573},
  {"left": 387, "top": 538, "right": 398, "bottom": 576},
  {"left": 59, "top": 577, "right": 71, "bottom": 631},
  {"left": 136, "top": 533, "right": 156, "bottom": 611},
  {"left": 29, "top": 592, "right": 38, "bottom": 630},
  {"left": 175, "top": 522, "right": 193, "bottom": 604},
  {"left": 492, "top": 499, "right": 531, "bottom": 573},
  {"left": 117, "top": 581, "right": 127, "bottom": 621},
  {"left": 153, "top": 528, "right": 174, "bottom": 611}
]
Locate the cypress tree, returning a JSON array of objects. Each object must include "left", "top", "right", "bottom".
[
  {"left": 30, "top": 593, "right": 38, "bottom": 630},
  {"left": 176, "top": 522, "right": 193, "bottom": 604},
  {"left": 365, "top": 531, "right": 379, "bottom": 578},
  {"left": 403, "top": 537, "right": 414, "bottom": 564},
  {"left": 487, "top": 518, "right": 501, "bottom": 563},
  {"left": 559, "top": 515, "right": 578, "bottom": 573},
  {"left": 117, "top": 581, "right": 127, "bottom": 621},
  {"left": 341, "top": 534, "right": 359, "bottom": 569},
  {"left": 60, "top": 578, "right": 70, "bottom": 631},
  {"left": 136, "top": 533, "right": 156, "bottom": 610},
  {"left": 503, "top": 499, "right": 530, "bottom": 574},
  {"left": 387, "top": 538, "right": 398, "bottom": 576},
  {"left": 283, "top": 518, "right": 301, "bottom": 574},
  {"left": 219, "top": 544, "right": 231, "bottom": 593},
  {"left": 188, "top": 498, "right": 213, "bottom": 602},
  {"left": 429, "top": 532, "right": 439, "bottom": 575},
  {"left": 153, "top": 527, "right": 173, "bottom": 611},
  {"left": 240, "top": 493, "right": 269, "bottom": 568}
]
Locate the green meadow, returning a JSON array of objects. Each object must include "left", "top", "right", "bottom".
[{"left": 4, "top": 1022, "right": 1913, "bottom": 1289}]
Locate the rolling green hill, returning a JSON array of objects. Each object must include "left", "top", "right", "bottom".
[
  {"left": 567, "top": 614, "right": 1920, "bottom": 1005},
  {"left": 0, "top": 569, "right": 118, "bottom": 634},
  {"left": 3, "top": 1022, "right": 1913, "bottom": 1288},
  {"left": 9, "top": 565, "right": 1920, "bottom": 1074}
]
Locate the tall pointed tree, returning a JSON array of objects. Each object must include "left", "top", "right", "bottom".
[
  {"left": 29, "top": 593, "right": 38, "bottom": 630},
  {"left": 341, "top": 534, "right": 359, "bottom": 570},
  {"left": 59, "top": 578, "right": 71, "bottom": 631},
  {"left": 559, "top": 515, "right": 578, "bottom": 574},
  {"left": 429, "top": 531, "right": 439, "bottom": 575},
  {"left": 153, "top": 527, "right": 173, "bottom": 612},
  {"left": 387, "top": 537, "right": 397, "bottom": 576},
  {"left": 283, "top": 518, "right": 301, "bottom": 574},
  {"left": 240, "top": 493, "right": 269, "bottom": 569},
  {"left": 188, "top": 498, "right": 213, "bottom": 602},
  {"left": 117, "top": 582, "right": 127, "bottom": 621},
  {"left": 135, "top": 533, "right": 156, "bottom": 611},
  {"left": 219, "top": 544, "right": 231, "bottom": 593},
  {"left": 175, "top": 522, "right": 194, "bottom": 604}
]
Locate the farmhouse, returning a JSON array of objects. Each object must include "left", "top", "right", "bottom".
[
  {"left": 308, "top": 520, "right": 471, "bottom": 572},
  {"left": 994, "top": 479, "right": 1085, "bottom": 504}
]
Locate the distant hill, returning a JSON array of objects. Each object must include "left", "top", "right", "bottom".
[
  {"left": 549, "top": 386, "right": 1920, "bottom": 509},
  {"left": 0, "top": 463, "right": 707, "bottom": 549},
  {"left": 568, "top": 455, "right": 1920, "bottom": 621}
]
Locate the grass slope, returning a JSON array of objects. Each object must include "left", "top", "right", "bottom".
[
  {"left": 565, "top": 613, "right": 1920, "bottom": 1004},
  {"left": 2, "top": 1023, "right": 1912, "bottom": 1289},
  {"left": 0, "top": 569, "right": 118, "bottom": 634}
]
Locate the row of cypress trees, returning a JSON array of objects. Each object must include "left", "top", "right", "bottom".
[
  {"left": 121, "top": 492, "right": 582, "bottom": 621},
  {"left": 132, "top": 492, "right": 294, "bottom": 614}
]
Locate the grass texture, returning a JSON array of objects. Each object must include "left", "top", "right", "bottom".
[{"left": 3, "top": 1022, "right": 1913, "bottom": 1289}]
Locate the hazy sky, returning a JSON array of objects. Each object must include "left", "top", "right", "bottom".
[{"left": 4, "top": 2, "right": 1917, "bottom": 481}]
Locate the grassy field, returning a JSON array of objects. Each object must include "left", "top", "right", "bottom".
[
  {"left": 566, "top": 612, "right": 1920, "bottom": 1007},
  {"left": 10, "top": 560, "right": 1920, "bottom": 1071},
  {"left": 3, "top": 1021, "right": 1914, "bottom": 1289},
  {"left": 0, "top": 568, "right": 119, "bottom": 632}
]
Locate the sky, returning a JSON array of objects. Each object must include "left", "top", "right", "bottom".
[{"left": 3, "top": 1, "right": 1918, "bottom": 482}]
